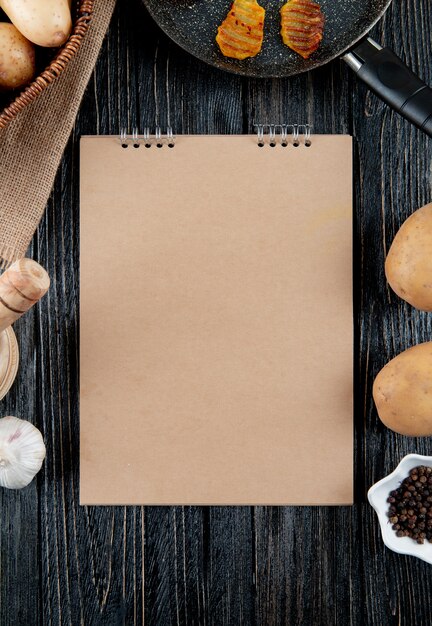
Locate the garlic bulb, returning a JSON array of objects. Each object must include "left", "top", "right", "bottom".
[{"left": 0, "top": 416, "right": 46, "bottom": 489}]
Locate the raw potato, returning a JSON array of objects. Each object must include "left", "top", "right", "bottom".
[
  {"left": 0, "top": 23, "right": 35, "bottom": 91},
  {"left": 385, "top": 203, "right": 432, "bottom": 311},
  {"left": 0, "top": 0, "right": 72, "bottom": 48},
  {"left": 373, "top": 342, "right": 432, "bottom": 436}
]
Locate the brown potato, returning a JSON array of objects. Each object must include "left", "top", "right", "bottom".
[
  {"left": 373, "top": 342, "right": 432, "bottom": 436},
  {"left": 0, "top": 23, "right": 35, "bottom": 91},
  {"left": 0, "top": 0, "right": 72, "bottom": 48},
  {"left": 385, "top": 203, "right": 432, "bottom": 311}
]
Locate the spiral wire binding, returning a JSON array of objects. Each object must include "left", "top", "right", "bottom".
[
  {"left": 253, "top": 123, "right": 313, "bottom": 147},
  {"left": 119, "top": 125, "right": 310, "bottom": 148},
  {"left": 119, "top": 127, "right": 176, "bottom": 148}
]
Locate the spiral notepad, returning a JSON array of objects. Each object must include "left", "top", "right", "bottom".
[{"left": 80, "top": 128, "right": 353, "bottom": 505}]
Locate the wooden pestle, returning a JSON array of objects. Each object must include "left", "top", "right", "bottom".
[{"left": 0, "top": 259, "right": 50, "bottom": 334}]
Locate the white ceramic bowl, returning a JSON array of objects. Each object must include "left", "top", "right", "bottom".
[{"left": 368, "top": 454, "right": 432, "bottom": 564}]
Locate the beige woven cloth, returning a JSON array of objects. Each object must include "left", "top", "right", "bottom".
[{"left": 0, "top": 0, "right": 117, "bottom": 266}]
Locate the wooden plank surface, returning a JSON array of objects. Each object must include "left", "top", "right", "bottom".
[{"left": 1, "top": 0, "right": 432, "bottom": 623}]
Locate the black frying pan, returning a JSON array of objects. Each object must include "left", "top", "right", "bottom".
[{"left": 142, "top": 0, "right": 432, "bottom": 136}]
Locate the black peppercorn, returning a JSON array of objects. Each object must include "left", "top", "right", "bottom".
[{"left": 387, "top": 466, "right": 432, "bottom": 545}]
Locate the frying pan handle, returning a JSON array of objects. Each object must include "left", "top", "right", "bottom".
[{"left": 344, "top": 38, "right": 432, "bottom": 137}]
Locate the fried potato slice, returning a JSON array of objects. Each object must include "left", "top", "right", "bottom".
[
  {"left": 216, "top": 0, "right": 265, "bottom": 60},
  {"left": 280, "top": 0, "right": 324, "bottom": 59}
]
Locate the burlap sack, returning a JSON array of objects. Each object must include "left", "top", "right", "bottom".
[{"left": 0, "top": 0, "right": 117, "bottom": 266}]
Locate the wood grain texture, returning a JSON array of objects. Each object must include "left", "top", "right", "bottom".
[{"left": 0, "top": 0, "right": 431, "bottom": 623}]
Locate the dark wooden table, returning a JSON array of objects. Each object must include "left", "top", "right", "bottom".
[{"left": 2, "top": 0, "right": 432, "bottom": 624}]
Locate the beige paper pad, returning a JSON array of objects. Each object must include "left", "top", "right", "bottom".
[{"left": 80, "top": 134, "right": 353, "bottom": 505}]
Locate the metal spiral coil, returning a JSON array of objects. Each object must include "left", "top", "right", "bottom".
[
  {"left": 254, "top": 123, "right": 313, "bottom": 146},
  {"left": 119, "top": 127, "right": 176, "bottom": 148},
  {"left": 119, "top": 125, "right": 311, "bottom": 147}
]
